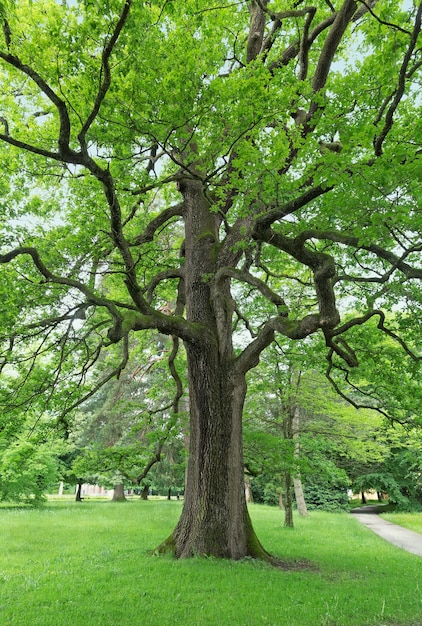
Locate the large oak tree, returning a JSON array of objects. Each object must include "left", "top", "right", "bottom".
[{"left": 0, "top": 0, "right": 421, "bottom": 560}]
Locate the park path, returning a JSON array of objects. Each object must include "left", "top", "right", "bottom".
[{"left": 351, "top": 506, "right": 422, "bottom": 557}]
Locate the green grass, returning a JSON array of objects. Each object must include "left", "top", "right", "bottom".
[
  {"left": 1, "top": 501, "right": 422, "bottom": 626},
  {"left": 381, "top": 511, "right": 422, "bottom": 534}
]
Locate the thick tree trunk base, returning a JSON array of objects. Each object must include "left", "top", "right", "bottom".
[
  {"left": 112, "top": 483, "right": 127, "bottom": 502},
  {"left": 152, "top": 500, "right": 317, "bottom": 570},
  {"left": 154, "top": 529, "right": 273, "bottom": 563},
  {"left": 153, "top": 526, "right": 314, "bottom": 570},
  {"left": 154, "top": 507, "right": 277, "bottom": 566}
]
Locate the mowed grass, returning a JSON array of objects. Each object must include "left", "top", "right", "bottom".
[
  {"left": 0, "top": 501, "right": 421, "bottom": 626},
  {"left": 381, "top": 512, "right": 422, "bottom": 534}
]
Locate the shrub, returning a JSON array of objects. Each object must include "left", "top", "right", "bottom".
[{"left": 303, "top": 474, "right": 349, "bottom": 512}]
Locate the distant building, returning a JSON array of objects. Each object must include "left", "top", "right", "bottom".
[{"left": 78, "top": 483, "right": 113, "bottom": 497}]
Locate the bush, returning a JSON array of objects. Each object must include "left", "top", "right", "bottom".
[
  {"left": 303, "top": 475, "right": 349, "bottom": 512},
  {"left": 251, "top": 474, "right": 280, "bottom": 506},
  {"left": 0, "top": 439, "right": 59, "bottom": 504},
  {"left": 251, "top": 471, "right": 350, "bottom": 511}
]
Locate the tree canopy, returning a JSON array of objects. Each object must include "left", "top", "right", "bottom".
[{"left": 0, "top": 0, "right": 421, "bottom": 560}]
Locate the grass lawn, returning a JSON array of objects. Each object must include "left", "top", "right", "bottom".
[
  {"left": 0, "top": 500, "right": 421, "bottom": 626},
  {"left": 380, "top": 512, "right": 422, "bottom": 534}
]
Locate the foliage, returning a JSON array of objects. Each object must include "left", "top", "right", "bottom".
[
  {"left": 0, "top": 0, "right": 421, "bottom": 557},
  {"left": 0, "top": 435, "right": 60, "bottom": 504},
  {"left": 351, "top": 426, "right": 422, "bottom": 510},
  {"left": 0, "top": 1, "right": 420, "bottom": 417},
  {"left": 244, "top": 345, "right": 379, "bottom": 512},
  {"left": 0, "top": 369, "right": 62, "bottom": 503},
  {"left": 67, "top": 335, "right": 186, "bottom": 491},
  {"left": 147, "top": 451, "right": 186, "bottom": 497},
  {"left": 250, "top": 473, "right": 281, "bottom": 507},
  {"left": 303, "top": 471, "right": 350, "bottom": 512}
]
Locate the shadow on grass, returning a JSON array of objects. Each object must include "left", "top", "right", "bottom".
[{"left": 268, "top": 555, "right": 318, "bottom": 571}]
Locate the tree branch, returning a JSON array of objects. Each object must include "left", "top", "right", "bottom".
[
  {"left": 292, "top": 229, "right": 422, "bottom": 280},
  {"left": 146, "top": 269, "right": 184, "bottom": 303},
  {"left": 253, "top": 227, "right": 340, "bottom": 329},
  {"left": 214, "top": 266, "right": 288, "bottom": 312},
  {"left": 325, "top": 359, "right": 393, "bottom": 420},
  {"left": 0, "top": 50, "right": 77, "bottom": 161},
  {"left": 0, "top": 246, "right": 123, "bottom": 322},
  {"left": 57, "top": 336, "right": 130, "bottom": 432},
  {"left": 329, "top": 309, "right": 421, "bottom": 362},
  {"left": 0, "top": 132, "right": 62, "bottom": 162},
  {"left": 356, "top": 0, "right": 411, "bottom": 34},
  {"left": 235, "top": 312, "right": 323, "bottom": 376},
  {"left": 131, "top": 203, "right": 184, "bottom": 246},
  {"left": 246, "top": 0, "right": 268, "bottom": 63},
  {"left": 78, "top": 0, "right": 133, "bottom": 149},
  {"left": 373, "top": 1, "right": 422, "bottom": 155},
  {"left": 253, "top": 184, "right": 332, "bottom": 230},
  {"left": 311, "top": 0, "right": 357, "bottom": 96}
]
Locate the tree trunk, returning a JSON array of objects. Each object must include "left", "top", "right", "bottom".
[
  {"left": 140, "top": 484, "right": 149, "bottom": 500},
  {"left": 293, "top": 477, "right": 308, "bottom": 517},
  {"left": 284, "top": 473, "right": 294, "bottom": 528},
  {"left": 282, "top": 411, "right": 294, "bottom": 527},
  {"left": 75, "top": 481, "right": 83, "bottom": 502},
  {"left": 166, "top": 344, "right": 268, "bottom": 559},
  {"left": 156, "top": 179, "right": 270, "bottom": 561},
  {"left": 112, "top": 483, "right": 126, "bottom": 501},
  {"left": 278, "top": 491, "right": 283, "bottom": 509},
  {"left": 292, "top": 406, "right": 309, "bottom": 517},
  {"left": 245, "top": 478, "right": 253, "bottom": 503}
]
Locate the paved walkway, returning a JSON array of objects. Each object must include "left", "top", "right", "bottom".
[{"left": 351, "top": 506, "right": 422, "bottom": 557}]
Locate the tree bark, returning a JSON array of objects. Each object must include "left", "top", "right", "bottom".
[
  {"left": 292, "top": 406, "right": 309, "bottom": 517},
  {"left": 278, "top": 491, "right": 283, "bottom": 509},
  {"left": 284, "top": 472, "right": 294, "bottom": 528},
  {"left": 165, "top": 341, "right": 269, "bottom": 559},
  {"left": 75, "top": 481, "right": 83, "bottom": 502},
  {"left": 156, "top": 179, "right": 271, "bottom": 561},
  {"left": 282, "top": 411, "right": 294, "bottom": 527},
  {"left": 245, "top": 478, "right": 253, "bottom": 503},
  {"left": 112, "top": 483, "right": 126, "bottom": 501},
  {"left": 293, "top": 477, "right": 308, "bottom": 517}
]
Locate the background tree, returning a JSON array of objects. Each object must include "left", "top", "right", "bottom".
[
  {"left": 0, "top": 0, "right": 421, "bottom": 560},
  {"left": 69, "top": 334, "right": 186, "bottom": 497},
  {"left": 0, "top": 364, "right": 62, "bottom": 503},
  {"left": 244, "top": 343, "right": 411, "bottom": 513},
  {"left": 350, "top": 424, "right": 422, "bottom": 509},
  {"left": 244, "top": 342, "right": 310, "bottom": 526},
  {"left": 0, "top": 395, "right": 61, "bottom": 503},
  {"left": 147, "top": 443, "right": 186, "bottom": 499}
]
